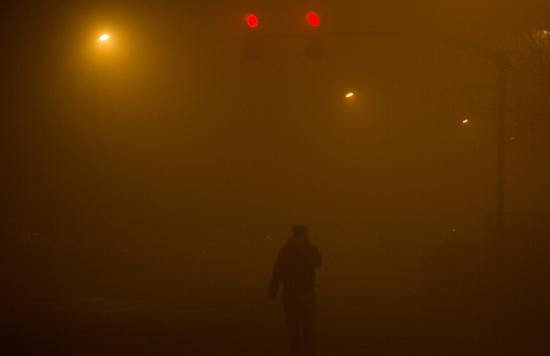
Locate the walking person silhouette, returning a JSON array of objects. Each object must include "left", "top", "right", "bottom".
[{"left": 269, "top": 225, "right": 322, "bottom": 356}]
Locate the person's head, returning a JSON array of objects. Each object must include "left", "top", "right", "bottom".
[{"left": 290, "top": 224, "right": 309, "bottom": 245}]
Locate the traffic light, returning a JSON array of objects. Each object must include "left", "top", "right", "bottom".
[
  {"left": 243, "top": 13, "right": 262, "bottom": 60},
  {"left": 306, "top": 11, "right": 321, "bottom": 28},
  {"left": 246, "top": 13, "right": 259, "bottom": 29},
  {"left": 305, "top": 11, "right": 324, "bottom": 60},
  {"left": 241, "top": 11, "right": 325, "bottom": 60}
]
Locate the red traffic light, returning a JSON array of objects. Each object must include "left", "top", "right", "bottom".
[
  {"left": 306, "top": 11, "right": 321, "bottom": 28},
  {"left": 245, "top": 13, "right": 259, "bottom": 28}
]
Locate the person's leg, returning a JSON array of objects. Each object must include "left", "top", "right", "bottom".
[
  {"left": 302, "top": 296, "right": 317, "bottom": 356},
  {"left": 284, "top": 301, "right": 301, "bottom": 356}
]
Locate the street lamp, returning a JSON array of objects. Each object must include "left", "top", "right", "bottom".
[{"left": 97, "top": 33, "right": 111, "bottom": 43}]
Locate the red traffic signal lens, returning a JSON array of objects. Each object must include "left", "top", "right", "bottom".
[
  {"left": 306, "top": 11, "right": 321, "bottom": 28},
  {"left": 246, "top": 13, "right": 259, "bottom": 28}
]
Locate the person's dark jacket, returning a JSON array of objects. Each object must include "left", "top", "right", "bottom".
[{"left": 269, "top": 240, "right": 322, "bottom": 300}]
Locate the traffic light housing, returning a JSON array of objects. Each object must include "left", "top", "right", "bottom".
[
  {"left": 243, "top": 13, "right": 262, "bottom": 60},
  {"left": 241, "top": 11, "right": 325, "bottom": 61},
  {"left": 305, "top": 11, "right": 324, "bottom": 60}
]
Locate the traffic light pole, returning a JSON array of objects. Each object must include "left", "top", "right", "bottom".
[{"left": 495, "top": 53, "right": 508, "bottom": 238}]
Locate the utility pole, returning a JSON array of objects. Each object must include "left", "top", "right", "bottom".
[{"left": 495, "top": 52, "right": 509, "bottom": 238}]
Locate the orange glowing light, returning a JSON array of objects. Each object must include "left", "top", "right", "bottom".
[{"left": 97, "top": 33, "right": 110, "bottom": 42}]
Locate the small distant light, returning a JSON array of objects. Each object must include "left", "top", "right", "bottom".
[
  {"left": 98, "top": 33, "right": 110, "bottom": 42},
  {"left": 246, "top": 13, "right": 259, "bottom": 28},
  {"left": 306, "top": 11, "right": 321, "bottom": 28},
  {"left": 462, "top": 118, "right": 470, "bottom": 125},
  {"left": 345, "top": 92, "right": 355, "bottom": 99},
  {"left": 543, "top": 30, "right": 549, "bottom": 37}
]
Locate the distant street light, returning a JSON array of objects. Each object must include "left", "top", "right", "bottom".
[
  {"left": 345, "top": 92, "right": 355, "bottom": 99},
  {"left": 462, "top": 118, "right": 470, "bottom": 125},
  {"left": 97, "top": 33, "right": 111, "bottom": 43}
]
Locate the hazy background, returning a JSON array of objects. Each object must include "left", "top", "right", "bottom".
[{"left": 2, "top": 1, "right": 550, "bottom": 355}]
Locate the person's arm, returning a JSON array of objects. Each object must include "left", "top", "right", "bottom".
[{"left": 268, "top": 250, "right": 284, "bottom": 299}]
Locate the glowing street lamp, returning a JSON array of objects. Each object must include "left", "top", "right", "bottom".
[
  {"left": 462, "top": 118, "right": 470, "bottom": 125},
  {"left": 97, "top": 33, "right": 110, "bottom": 43},
  {"left": 345, "top": 92, "right": 355, "bottom": 99}
]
